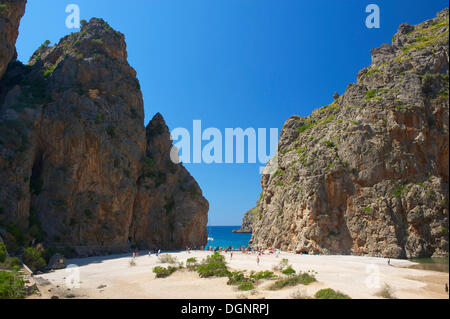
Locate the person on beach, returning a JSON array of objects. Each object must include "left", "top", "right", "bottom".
[
  {"left": 148, "top": 251, "right": 151, "bottom": 257},
  {"left": 132, "top": 252, "right": 135, "bottom": 259},
  {"left": 387, "top": 258, "right": 391, "bottom": 266},
  {"left": 256, "top": 256, "right": 260, "bottom": 265},
  {"left": 230, "top": 252, "right": 233, "bottom": 260},
  {"left": 445, "top": 283, "right": 448, "bottom": 294}
]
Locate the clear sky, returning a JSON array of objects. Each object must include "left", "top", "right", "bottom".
[{"left": 15, "top": 0, "right": 448, "bottom": 225}]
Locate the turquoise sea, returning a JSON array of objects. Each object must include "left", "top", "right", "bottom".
[{"left": 205, "top": 226, "right": 252, "bottom": 250}]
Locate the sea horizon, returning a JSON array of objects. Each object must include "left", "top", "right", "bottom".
[{"left": 205, "top": 225, "right": 252, "bottom": 249}]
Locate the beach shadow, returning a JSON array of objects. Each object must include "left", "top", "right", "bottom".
[{"left": 66, "top": 250, "right": 193, "bottom": 267}]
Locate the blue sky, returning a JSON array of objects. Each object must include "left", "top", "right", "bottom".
[{"left": 16, "top": 0, "right": 448, "bottom": 225}]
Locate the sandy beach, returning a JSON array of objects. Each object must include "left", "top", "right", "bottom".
[{"left": 29, "top": 250, "right": 449, "bottom": 299}]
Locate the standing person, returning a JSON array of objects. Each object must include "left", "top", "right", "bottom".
[
  {"left": 445, "top": 283, "right": 448, "bottom": 294},
  {"left": 148, "top": 250, "right": 151, "bottom": 257},
  {"left": 387, "top": 258, "right": 391, "bottom": 266},
  {"left": 132, "top": 252, "right": 135, "bottom": 259},
  {"left": 256, "top": 256, "right": 260, "bottom": 265},
  {"left": 230, "top": 251, "right": 233, "bottom": 260}
]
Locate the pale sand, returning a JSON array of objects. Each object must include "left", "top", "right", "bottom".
[{"left": 31, "top": 251, "right": 449, "bottom": 299}]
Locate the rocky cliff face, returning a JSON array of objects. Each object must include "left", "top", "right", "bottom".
[
  {"left": 0, "top": 0, "right": 26, "bottom": 79},
  {"left": 0, "top": 7, "right": 208, "bottom": 256},
  {"left": 250, "top": 9, "right": 449, "bottom": 258},
  {"left": 130, "top": 113, "right": 208, "bottom": 250},
  {"left": 233, "top": 206, "right": 258, "bottom": 233}
]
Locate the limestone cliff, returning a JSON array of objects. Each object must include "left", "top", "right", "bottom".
[
  {"left": 130, "top": 113, "right": 208, "bottom": 250},
  {"left": 0, "top": 0, "right": 26, "bottom": 79},
  {"left": 0, "top": 7, "right": 208, "bottom": 256},
  {"left": 250, "top": 9, "right": 449, "bottom": 258},
  {"left": 233, "top": 206, "right": 258, "bottom": 233}
]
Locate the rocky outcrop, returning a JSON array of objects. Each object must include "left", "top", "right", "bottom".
[
  {"left": 0, "top": 10, "right": 208, "bottom": 255},
  {"left": 250, "top": 9, "right": 449, "bottom": 258},
  {"left": 11, "top": 18, "right": 145, "bottom": 250},
  {"left": 47, "top": 253, "right": 66, "bottom": 270},
  {"left": 0, "top": 0, "right": 26, "bottom": 79},
  {"left": 233, "top": 206, "right": 258, "bottom": 233},
  {"left": 130, "top": 113, "right": 209, "bottom": 250},
  {"left": 1, "top": 18, "right": 146, "bottom": 254}
]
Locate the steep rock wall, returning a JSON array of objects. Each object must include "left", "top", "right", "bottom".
[
  {"left": 250, "top": 9, "right": 449, "bottom": 258},
  {"left": 0, "top": 13, "right": 208, "bottom": 256}
]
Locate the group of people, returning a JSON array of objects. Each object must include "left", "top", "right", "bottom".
[
  {"left": 131, "top": 245, "right": 205, "bottom": 259},
  {"left": 132, "top": 249, "right": 161, "bottom": 259},
  {"left": 214, "top": 246, "right": 282, "bottom": 265},
  {"left": 185, "top": 246, "right": 204, "bottom": 253},
  {"left": 206, "top": 245, "right": 244, "bottom": 252},
  {"left": 241, "top": 247, "right": 280, "bottom": 258},
  {"left": 130, "top": 245, "right": 283, "bottom": 266},
  {"left": 204, "top": 245, "right": 282, "bottom": 258}
]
